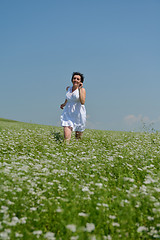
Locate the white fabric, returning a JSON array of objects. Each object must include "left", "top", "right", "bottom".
[{"left": 61, "top": 86, "right": 86, "bottom": 132}]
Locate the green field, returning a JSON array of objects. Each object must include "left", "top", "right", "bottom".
[{"left": 0, "top": 119, "right": 160, "bottom": 239}]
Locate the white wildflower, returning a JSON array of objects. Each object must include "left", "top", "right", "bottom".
[
  {"left": 137, "top": 226, "right": 148, "bottom": 233},
  {"left": 70, "top": 236, "right": 79, "bottom": 240},
  {"left": 102, "top": 203, "right": 109, "bottom": 208},
  {"left": 154, "top": 187, "right": 160, "bottom": 192},
  {"left": 109, "top": 215, "right": 116, "bottom": 219},
  {"left": 112, "top": 222, "right": 120, "bottom": 227},
  {"left": 0, "top": 206, "right": 8, "bottom": 213},
  {"left": 90, "top": 174, "right": 95, "bottom": 178},
  {"left": 123, "top": 177, "right": 134, "bottom": 182},
  {"left": 82, "top": 186, "right": 90, "bottom": 192},
  {"left": 19, "top": 217, "right": 27, "bottom": 224},
  {"left": 44, "top": 232, "right": 55, "bottom": 240},
  {"left": 30, "top": 207, "right": 37, "bottom": 211},
  {"left": 135, "top": 202, "right": 141, "bottom": 208},
  {"left": 108, "top": 156, "right": 113, "bottom": 161},
  {"left": 144, "top": 175, "right": 156, "bottom": 184},
  {"left": 0, "top": 231, "right": 9, "bottom": 240},
  {"left": 66, "top": 224, "right": 76, "bottom": 232},
  {"left": 154, "top": 202, "right": 160, "bottom": 207},
  {"left": 8, "top": 216, "right": 19, "bottom": 226},
  {"left": 104, "top": 235, "right": 112, "bottom": 240},
  {"left": 95, "top": 183, "right": 103, "bottom": 188},
  {"left": 100, "top": 176, "right": 108, "bottom": 181},
  {"left": 33, "top": 230, "right": 42, "bottom": 235},
  {"left": 97, "top": 203, "right": 101, "bottom": 206},
  {"left": 90, "top": 235, "right": 96, "bottom": 240},
  {"left": 6, "top": 200, "right": 14, "bottom": 205},
  {"left": 78, "top": 212, "right": 89, "bottom": 217},
  {"left": 86, "top": 223, "right": 95, "bottom": 232},
  {"left": 120, "top": 199, "right": 129, "bottom": 207},
  {"left": 56, "top": 208, "right": 63, "bottom": 213},
  {"left": 16, "top": 187, "right": 22, "bottom": 192},
  {"left": 15, "top": 233, "right": 23, "bottom": 238},
  {"left": 139, "top": 185, "right": 147, "bottom": 195},
  {"left": 153, "top": 235, "right": 160, "bottom": 239}
]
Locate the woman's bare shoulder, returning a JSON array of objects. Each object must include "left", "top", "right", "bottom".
[{"left": 81, "top": 87, "right": 86, "bottom": 93}]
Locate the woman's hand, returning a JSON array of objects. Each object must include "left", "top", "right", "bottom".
[
  {"left": 60, "top": 104, "right": 65, "bottom": 109},
  {"left": 78, "top": 82, "right": 83, "bottom": 89},
  {"left": 60, "top": 99, "right": 68, "bottom": 109}
]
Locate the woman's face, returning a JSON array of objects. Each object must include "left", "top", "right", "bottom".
[{"left": 72, "top": 75, "right": 81, "bottom": 87}]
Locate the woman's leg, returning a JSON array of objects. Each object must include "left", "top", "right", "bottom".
[
  {"left": 75, "top": 131, "right": 83, "bottom": 140},
  {"left": 64, "top": 126, "right": 72, "bottom": 143}
]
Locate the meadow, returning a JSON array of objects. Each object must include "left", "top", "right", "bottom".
[{"left": 0, "top": 118, "right": 160, "bottom": 240}]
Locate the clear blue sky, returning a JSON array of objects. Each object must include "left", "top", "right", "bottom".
[{"left": 0, "top": 0, "right": 160, "bottom": 131}]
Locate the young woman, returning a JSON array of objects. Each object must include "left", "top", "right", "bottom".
[{"left": 60, "top": 72, "right": 86, "bottom": 142}]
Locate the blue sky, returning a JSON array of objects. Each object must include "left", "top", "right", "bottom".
[{"left": 0, "top": 0, "right": 160, "bottom": 131}]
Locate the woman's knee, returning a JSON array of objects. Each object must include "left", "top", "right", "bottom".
[{"left": 64, "top": 126, "right": 72, "bottom": 139}]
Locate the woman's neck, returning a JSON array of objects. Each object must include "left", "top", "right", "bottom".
[{"left": 72, "top": 86, "right": 78, "bottom": 92}]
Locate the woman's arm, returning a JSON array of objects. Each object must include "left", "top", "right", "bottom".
[
  {"left": 60, "top": 99, "right": 68, "bottom": 109},
  {"left": 79, "top": 87, "right": 86, "bottom": 105},
  {"left": 60, "top": 86, "right": 69, "bottom": 109}
]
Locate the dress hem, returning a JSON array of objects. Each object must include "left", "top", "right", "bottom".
[{"left": 61, "top": 121, "right": 85, "bottom": 132}]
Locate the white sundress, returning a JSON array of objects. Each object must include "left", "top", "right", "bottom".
[{"left": 61, "top": 86, "right": 86, "bottom": 132}]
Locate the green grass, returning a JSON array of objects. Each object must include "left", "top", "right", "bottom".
[
  {"left": 0, "top": 118, "right": 19, "bottom": 123},
  {"left": 0, "top": 119, "right": 160, "bottom": 239}
]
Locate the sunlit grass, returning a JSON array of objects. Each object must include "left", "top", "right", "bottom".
[{"left": 0, "top": 119, "right": 160, "bottom": 239}]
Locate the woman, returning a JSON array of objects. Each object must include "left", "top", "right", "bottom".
[{"left": 60, "top": 72, "right": 86, "bottom": 142}]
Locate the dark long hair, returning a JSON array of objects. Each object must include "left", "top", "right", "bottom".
[{"left": 71, "top": 72, "right": 84, "bottom": 83}]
